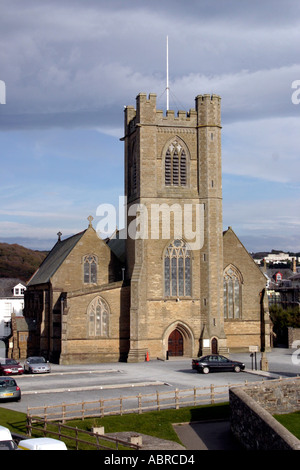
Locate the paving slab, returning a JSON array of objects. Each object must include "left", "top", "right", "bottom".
[{"left": 173, "top": 420, "right": 242, "bottom": 450}]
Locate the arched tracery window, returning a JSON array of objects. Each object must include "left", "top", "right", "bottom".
[
  {"left": 165, "top": 140, "right": 187, "bottom": 187},
  {"left": 223, "top": 265, "right": 242, "bottom": 319},
  {"left": 83, "top": 255, "right": 97, "bottom": 284},
  {"left": 88, "top": 296, "right": 109, "bottom": 337},
  {"left": 164, "top": 240, "right": 191, "bottom": 297}
]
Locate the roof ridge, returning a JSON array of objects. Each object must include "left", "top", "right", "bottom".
[{"left": 27, "top": 230, "right": 87, "bottom": 286}]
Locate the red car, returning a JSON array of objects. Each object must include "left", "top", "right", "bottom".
[{"left": 0, "top": 358, "right": 24, "bottom": 376}]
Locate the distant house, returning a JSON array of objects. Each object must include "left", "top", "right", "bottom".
[
  {"left": 264, "top": 266, "right": 300, "bottom": 310},
  {"left": 0, "top": 278, "right": 26, "bottom": 356}
]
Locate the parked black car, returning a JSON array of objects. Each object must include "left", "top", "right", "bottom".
[{"left": 192, "top": 354, "right": 245, "bottom": 374}]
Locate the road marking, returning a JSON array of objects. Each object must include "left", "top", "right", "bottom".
[{"left": 21, "top": 381, "right": 166, "bottom": 395}]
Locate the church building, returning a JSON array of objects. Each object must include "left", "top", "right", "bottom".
[{"left": 19, "top": 92, "right": 270, "bottom": 364}]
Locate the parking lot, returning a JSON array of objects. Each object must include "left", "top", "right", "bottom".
[{"left": 0, "top": 348, "right": 299, "bottom": 414}]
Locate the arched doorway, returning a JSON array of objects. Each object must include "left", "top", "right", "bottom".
[
  {"left": 168, "top": 329, "right": 183, "bottom": 357},
  {"left": 211, "top": 337, "right": 218, "bottom": 354}
]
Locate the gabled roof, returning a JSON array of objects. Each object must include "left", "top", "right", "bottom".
[
  {"left": 223, "top": 226, "right": 267, "bottom": 282},
  {"left": 0, "top": 278, "right": 25, "bottom": 298},
  {"left": 266, "top": 268, "right": 293, "bottom": 281},
  {"left": 13, "top": 315, "right": 36, "bottom": 332},
  {"left": 27, "top": 231, "right": 86, "bottom": 286}
]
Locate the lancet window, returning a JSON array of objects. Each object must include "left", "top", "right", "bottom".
[
  {"left": 164, "top": 240, "right": 191, "bottom": 297},
  {"left": 88, "top": 296, "right": 109, "bottom": 337},
  {"left": 83, "top": 255, "right": 97, "bottom": 284},
  {"left": 223, "top": 265, "right": 242, "bottom": 319}
]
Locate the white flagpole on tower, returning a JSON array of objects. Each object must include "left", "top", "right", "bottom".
[{"left": 166, "top": 36, "right": 169, "bottom": 110}]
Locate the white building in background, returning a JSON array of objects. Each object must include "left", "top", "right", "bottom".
[
  {"left": 254, "top": 252, "right": 300, "bottom": 265},
  {"left": 0, "top": 279, "right": 26, "bottom": 340}
]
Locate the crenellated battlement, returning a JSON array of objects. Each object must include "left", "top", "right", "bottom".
[
  {"left": 124, "top": 92, "right": 221, "bottom": 135},
  {"left": 196, "top": 94, "right": 221, "bottom": 128}
]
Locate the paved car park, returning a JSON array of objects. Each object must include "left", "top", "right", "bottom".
[
  {"left": 0, "top": 348, "right": 298, "bottom": 450},
  {"left": 0, "top": 348, "right": 298, "bottom": 415}
]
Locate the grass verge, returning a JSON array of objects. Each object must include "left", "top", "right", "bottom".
[
  {"left": 64, "top": 402, "right": 230, "bottom": 447},
  {"left": 0, "top": 402, "right": 230, "bottom": 449},
  {"left": 273, "top": 411, "right": 300, "bottom": 440}
]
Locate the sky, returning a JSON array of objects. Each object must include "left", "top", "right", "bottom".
[{"left": 0, "top": 0, "right": 300, "bottom": 253}]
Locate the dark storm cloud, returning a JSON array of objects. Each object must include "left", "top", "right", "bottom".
[{"left": 1, "top": 0, "right": 300, "bottom": 132}]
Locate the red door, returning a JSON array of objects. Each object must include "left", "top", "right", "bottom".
[
  {"left": 212, "top": 337, "right": 218, "bottom": 354},
  {"left": 168, "top": 329, "right": 183, "bottom": 356}
]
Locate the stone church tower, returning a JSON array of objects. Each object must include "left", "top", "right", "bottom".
[
  {"left": 123, "top": 93, "right": 227, "bottom": 362},
  {"left": 19, "top": 92, "right": 270, "bottom": 364}
]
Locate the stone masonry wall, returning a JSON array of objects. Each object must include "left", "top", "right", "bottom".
[
  {"left": 230, "top": 377, "right": 300, "bottom": 450},
  {"left": 288, "top": 327, "right": 300, "bottom": 348}
]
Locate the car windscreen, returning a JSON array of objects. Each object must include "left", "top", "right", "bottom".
[
  {"left": 0, "top": 379, "right": 16, "bottom": 388},
  {"left": 2, "top": 359, "right": 18, "bottom": 365},
  {"left": 0, "top": 440, "right": 17, "bottom": 450},
  {"left": 30, "top": 358, "right": 45, "bottom": 364}
]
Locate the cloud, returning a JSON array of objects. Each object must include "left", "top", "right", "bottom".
[
  {"left": 1, "top": 1, "right": 300, "bottom": 130},
  {"left": 223, "top": 187, "right": 300, "bottom": 252},
  {"left": 222, "top": 116, "right": 300, "bottom": 183},
  {"left": 1, "top": 1, "right": 300, "bottom": 251}
]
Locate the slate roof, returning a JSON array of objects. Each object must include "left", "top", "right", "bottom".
[
  {"left": 14, "top": 315, "right": 36, "bottom": 332},
  {"left": 266, "top": 268, "right": 294, "bottom": 281},
  {"left": 106, "top": 228, "right": 126, "bottom": 263},
  {"left": 27, "top": 230, "right": 87, "bottom": 286},
  {"left": 0, "top": 278, "right": 26, "bottom": 298}
]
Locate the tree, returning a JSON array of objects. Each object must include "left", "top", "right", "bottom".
[{"left": 269, "top": 305, "right": 300, "bottom": 345}]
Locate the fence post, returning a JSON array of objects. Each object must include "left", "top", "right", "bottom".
[
  {"left": 193, "top": 387, "right": 196, "bottom": 406},
  {"left": 43, "top": 418, "right": 47, "bottom": 436},
  {"left": 138, "top": 393, "right": 142, "bottom": 414},
  {"left": 26, "top": 415, "right": 32, "bottom": 437},
  {"left": 62, "top": 403, "right": 66, "bottom": 423},
  {"left": 175, "top": 389, "right": 179, "bottom": 409},
  {"left": 76, "top": 427, "right": 79, "bottom": 450},
  {"left": 157, "top": 391, "right": 160, "bottom": 411},
  {"left": 120, "top": 397, "right": 123, "bottom": 416}
]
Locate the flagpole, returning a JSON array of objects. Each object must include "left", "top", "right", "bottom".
[{"left": 166, "top": 36, "right": 169, "bottom": 110}]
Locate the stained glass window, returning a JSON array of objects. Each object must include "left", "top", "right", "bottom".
[
  {"left": 84, "top": 255, "right": 97, "bottom": 284},
  {"left": 164, "top": 240, "right": 191, "bottom": 297},
  {"left": 223, "top": 266, "right": 242, "bottom": 319},
  {"left": 88, "top": 296, "right": 109, "bottom": 337}
]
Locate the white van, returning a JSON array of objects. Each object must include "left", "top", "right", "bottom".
[
  {"left": 0, "top": 425, "right": 18, "bottom": 450},
  {"left": 18, "top": 437, "right": 67, "bottom": 450}
]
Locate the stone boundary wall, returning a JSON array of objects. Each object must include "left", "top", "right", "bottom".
[
  {"left": 229, "top": 377, "right": 300, "bottom": 450},
  {"left": 288, "top": 327, "right": 300, "bottom": 348}
]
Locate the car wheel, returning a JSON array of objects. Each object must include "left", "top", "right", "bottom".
[
  {"left": 234, "top": 365, "right": 241, "bottom": 373},
  {"left": 202, "top": 366, "right": 209, "bottom": 374}
]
